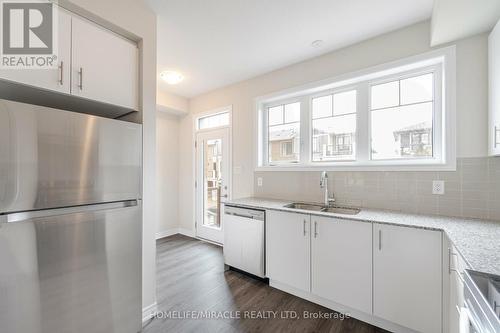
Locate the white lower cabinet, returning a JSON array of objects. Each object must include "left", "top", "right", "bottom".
[
  {"left": 266, "top": 210, "right": 444, "bottom": 333},
  {"left": 266, "top": 210, "right": 310, "bottom": 292},
  {"left": 311, "top": 216, "right": 372, "bottom": 314},
  {"left": 373, "top": 223, "right": 442, "bottom": 333}
]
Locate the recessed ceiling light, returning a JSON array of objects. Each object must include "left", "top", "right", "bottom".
[
  {"left": 311, "top": 40, "right": 324, "bottom": 48},
  {"left": 160, "top": 70, "right": 184, "bottom": 85}
]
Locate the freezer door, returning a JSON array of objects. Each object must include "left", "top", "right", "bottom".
[
  {"left": 0, "top": 99, "right": 142, "bottom": 213},
  {"left": 0, "top": 202, "right": 142, "bottom": 333}
]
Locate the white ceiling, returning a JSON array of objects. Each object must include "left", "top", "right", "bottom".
[{"left": 148, "top": 0, "right": 433, "bottom": 98}]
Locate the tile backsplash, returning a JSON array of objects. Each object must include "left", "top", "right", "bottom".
[{"left": 254, "top": 157, "right": 500, "bottom": 221}]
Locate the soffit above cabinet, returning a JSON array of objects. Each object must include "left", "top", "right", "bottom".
[
  {"left": 0, "top": 79, "right": 137, "bottom": 120},
  {"left": 431, "top": 0, "right": 500, "bottom": 46}
]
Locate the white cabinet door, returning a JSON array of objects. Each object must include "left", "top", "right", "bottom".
[
  {"left": 0, "top": 8, "right": 71, "bottom": 93},
  {"left": 311, "top": 216, "right": 372, "bottom": 314},
  {"left": 71, "top": 16, "right": 138, "bottom": 110},
  {"left": 489, "top": 19, "right": 500, "bottom": 156},
  {"left": 266, "top": 210, "right": 310, "bottom": 292},
  {"left": 373, "top": 224, "right": 442, "bottom": 333}
]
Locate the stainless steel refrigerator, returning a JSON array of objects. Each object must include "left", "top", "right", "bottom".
[{"left": 0, "top": 99, "right": 142, "bottom": 333}]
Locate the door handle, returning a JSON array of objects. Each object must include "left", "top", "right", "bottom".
[
  {"left": 303, "top": 219, "right": 307, "bottom": 236},
  {"left": 78, "top": 67, "right": 83, "bottom": 90},
  {"left": 314, "top": 221, "right": 318, "bottom": 238},
  {"left": 58, "top": 61, "right": 64, "bottom": 85},
  {"left": 378, "top": 229, "right": 382, "bottom": 250},
  {"left": 495, "top": 125, "right": 500, "bottom": 148}
]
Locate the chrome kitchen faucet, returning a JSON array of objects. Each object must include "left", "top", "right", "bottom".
[{"left": 320, "top": 171, "right": 335, "bottom": 207}]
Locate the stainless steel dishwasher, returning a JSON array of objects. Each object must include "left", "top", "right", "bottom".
[{"left": 223, "top": 205, "right": 265, "bottom": 278}]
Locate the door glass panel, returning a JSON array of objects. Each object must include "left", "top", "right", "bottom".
[{"left": 203, "top": 138, "right": 222, "bottom": 228}]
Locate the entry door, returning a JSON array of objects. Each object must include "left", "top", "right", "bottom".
[{"left": 196, "top": 128, "right": 230, "bottom": 244}]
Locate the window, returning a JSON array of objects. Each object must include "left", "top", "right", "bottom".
[
  {"left": 370, "top": 73, "right": 434, "bottom": 160},
  {"left": 257, "top": 48, "right": 455, "bottom": 170},
  {"left": 267, "top": 102, "right": 300, "bottom": 164},
  {"left": 198, "top": 111, "right": 229, "bottom": 130},
  {"left": 312, "top": 90, "right": 357, "bottom": 161}
]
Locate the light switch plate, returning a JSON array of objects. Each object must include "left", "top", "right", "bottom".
[
  {"left": 432, "top": 180, "right": 445, "bottom": 195},
  {"left": 257, "top": 177, "right": 263, "bottom": 187}
]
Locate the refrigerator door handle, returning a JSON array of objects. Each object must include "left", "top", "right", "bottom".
[{"left": 2, "top": 200, "right": 138, "bottom": 223}]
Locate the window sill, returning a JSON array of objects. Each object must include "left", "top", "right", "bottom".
[{"left": 255, "top": 161, "right": 456, "bottom": 172}]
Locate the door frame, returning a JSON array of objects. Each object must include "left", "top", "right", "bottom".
[{"left": 193, "top": 106, "right": 233, "bottom": 245}]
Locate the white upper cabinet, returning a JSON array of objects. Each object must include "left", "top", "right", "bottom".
[
  {"left": 311, "top": 216, "right": 372, "bottom": 314},
  {"left": 373, "top": 223, "right": 442, "bottom": 333},
  {"left": 489, "top": 19, "right": 500, "bottom": 156},
  {"left": 266, "top": 210, "right": 310, "bottom": 292},
  {"left": 0, "top": 8, "right": 71, "bottom": 94},
  {"left": 71, "top": 16, "right": 138, "bottom": 110}
]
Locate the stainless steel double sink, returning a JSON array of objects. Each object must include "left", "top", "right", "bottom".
[{"left": 284, "top": 203, "right": 361, "bottom": 215}]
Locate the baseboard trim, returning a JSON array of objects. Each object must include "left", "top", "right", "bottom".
[
  {"left": 156, "top": 228, "right": 196, "bottom": 240},
  {"left": 156, "top": 228, "right": 179, "bottom": 240},
  {"left": 142, "top": 302, "right": 157, "bottom": 324},
  {"left": 178, "top": 227, "right": 195, "bottom": 237}
]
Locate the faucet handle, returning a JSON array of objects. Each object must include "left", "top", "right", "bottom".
[{"left": 327, "top": 198, "right": 336, "bottom": 206}]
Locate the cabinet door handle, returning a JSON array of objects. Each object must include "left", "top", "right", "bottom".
[
  {"left": 495, "top": 126, "right": 500, "bottom": 148},
  {"left": 303, "top": 219, "right": 307, "bottom": 236},
  {"left": 58, "top": 61, "right": 64, "bottom": 85},
  {"left": 448, "top": 248, "right": 453, "bottom": 275},
  {"left": 78, "top": 67, "right": 83, "bottom": 90},
  {"left": 314, "top": 221, "right": 318, "bottom": 238},
  {"left": 378, "top": 230, "right": 382, "bottom": 250}
]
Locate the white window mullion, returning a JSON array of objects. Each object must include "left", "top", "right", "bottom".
[
  {"left": 356, "top": 83, "right": 370, "bottom": 164},
  {"left": 261, "top": 107, "right": 269, "bottom": 166},
  {"left": 433, "top": 65, "right": 444, "bottom": 163},
  {"left": 300, "top": 96, "right": 310, "bottom": 165}
]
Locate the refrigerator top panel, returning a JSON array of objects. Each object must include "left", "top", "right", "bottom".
[{"left": 0, "top": 99, "right": 142, "bottom": 214}]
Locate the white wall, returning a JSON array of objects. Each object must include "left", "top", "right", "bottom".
[
  {"left": 156, "top": 112, "right": 180, "bottom": 237},
  {"left": 157, "top": 90, "right": 189, "bottom": 115},
  {"left": 179, "top": 21, "right": 489, "bottom": 233},
  {"left": 65, "top": 0, "right": 158, "bottom": 313}
]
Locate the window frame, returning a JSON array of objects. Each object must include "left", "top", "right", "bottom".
[
  {"left": 196, "top": 108, "right": 231, "bottom": 132},
  {"left": 367, "top": 65, "right": 442, "bottom": 163},
  {"left": 309, "top": 84, "right": 359, "bottom": 163},
  {"left": 263, "top": 97, "right": 305, "bottom": 166},
  {"left": 255, "top": 46, "right": 456, "bottom": 171}
]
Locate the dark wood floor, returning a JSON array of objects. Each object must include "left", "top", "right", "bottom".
[{"left": 142, "top": 234, "right": 389, "bottom": 333}]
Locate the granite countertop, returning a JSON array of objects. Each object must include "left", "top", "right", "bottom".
[{"left": 226, "top": 197, "right": 500, "bottom": 277}]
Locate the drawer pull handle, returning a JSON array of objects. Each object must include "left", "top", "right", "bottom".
[
  {"left": 78, "top": 67, "right": 83, "bottom": 90},
  {"left": 58, "top": 61, "right": 64, "bottom": 85}
]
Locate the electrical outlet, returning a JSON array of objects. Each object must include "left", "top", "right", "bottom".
[
  {"left": 432, "top": 180, "right": 445, "bottom": 195},
  {"left": 257, "top": 177, "right": 263, "bottom": 187}
]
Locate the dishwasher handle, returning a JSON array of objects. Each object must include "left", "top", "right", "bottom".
[
  {"left": 224, "top": 206, "right": 265, "bottom": 221},
  {"left": 225, "top": 212, "right": 255, "bottom": 219}
]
